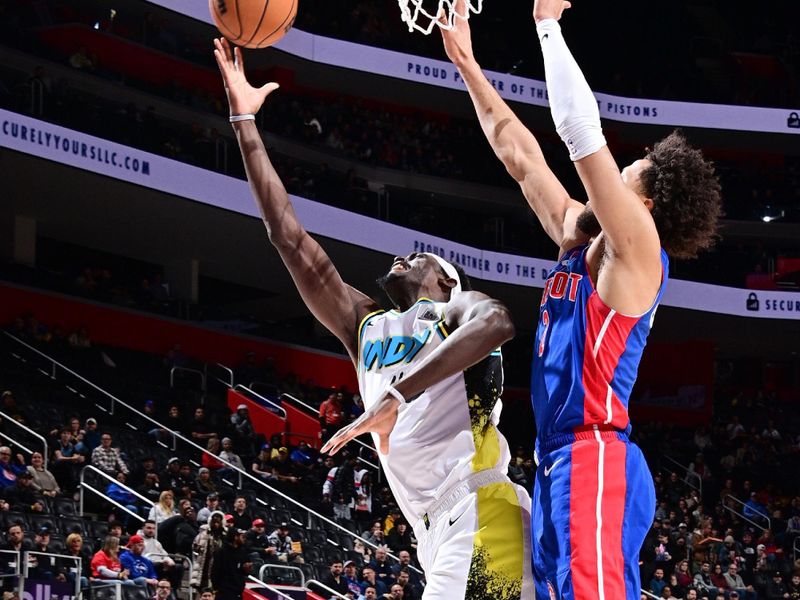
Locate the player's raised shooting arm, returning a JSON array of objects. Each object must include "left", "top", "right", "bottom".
[
  {"left": 215, "top": 38, "right": 377, "bottom": 361},
  {"left": 391, "top": 291, "right": 514, "bottom": 401},
  {"left": 440, "top": 4, "right": 586, "bottom": 252}
]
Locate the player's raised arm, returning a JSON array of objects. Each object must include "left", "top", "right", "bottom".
[
  {"left": 214, "top": 38, "right": 377, "bottom": 361},
  {"left": 533, "top": 0, "right": 661, "bottom": 268},
  {"left": 440, "top": 3, "right": 587, "bottom": 253}
]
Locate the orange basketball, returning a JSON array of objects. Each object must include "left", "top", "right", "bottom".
[{"left": 209, "top": 0, "right": 297, "bottom": 49}]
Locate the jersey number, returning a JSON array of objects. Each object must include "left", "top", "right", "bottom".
[{"left": 538, "top": 309, "right": 550, "bottom": 357}]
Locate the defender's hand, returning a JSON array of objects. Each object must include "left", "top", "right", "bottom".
[
  {"left": 533, "top": 0, "right": 572, "bottom": 24},
  {"left": 213, "top": 37, "right": 279, "bottom": 117},
  {"left": 321, "top": 393, "right": 401, "bottom": 456},
  {"left": 440, "top": 0, "right": 475, "bottom": 67}
]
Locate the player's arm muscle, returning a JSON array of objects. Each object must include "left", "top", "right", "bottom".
[
  {"left": 391, "top": 291, "right": 514, "bottom": 401},
  {"left": 234, "top": 121, "right": 377, "bottom": 361},
  {"left": 449, "top": 52, "right": 587, "bottom": 250}
]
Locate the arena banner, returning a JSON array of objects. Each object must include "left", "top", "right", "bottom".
[
  {"left": 147, "top": 0, "right": 800, "bottom": 135},
  {"left": 2, "top": 109, "right": 798, "bottom": 320}
]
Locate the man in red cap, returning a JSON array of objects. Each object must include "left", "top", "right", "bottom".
[{"left": 119, "top": 534, "right": 159, "bottom": 589}]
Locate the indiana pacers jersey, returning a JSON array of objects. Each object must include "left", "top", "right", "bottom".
[
  {"left": 357, "top": 298, "right": 511, "bottom": 519},
  {"left": 531, "top": 243, "right": 670, "bottom": 455}
]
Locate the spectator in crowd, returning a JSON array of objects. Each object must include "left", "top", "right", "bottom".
[
  {"left": 57, "top": 532, "right": 92, "bottom": 590},
  {"left": 195, "top": 467, "right": 225, "bottom": 501},
  {"left": 786, "top": 573, "right": 800, "bottom": 599},
  {"left": 119, "top": 534, "right": 159, "bottom": 588},
  {"left": 267, "top": 521, "right": 303, "bottom": 564},
  {"left": 68, "top": 326, "right": 92, "bottom": 349},
  {"left": 219, "top": 437, "right": 246, "bottom": 472},
  {"left": 211, "top": 527, "right": 252, "bottom": 600},
  {"left": 90, "top": 535, "right": 135, "bottom": 585},
  {"left": 192, "top": 512, "right": 225, "bottom": 591},
  {"left": 0, "top": 391, "right": 26, "bottom": 423},
  {"left": 230, "top": 404, "right": 257, "bottom": 456},
  {"left": 724, "top": 563, "right": 756, "bottom": 600},
  {"left": 153, "top": 580, "right": 174, "bottom": 600},
  {"left": 270, "top": 446, "right": 301, "bottom": 487},
  {"left": 650, "top": 568, "right": 667, "bottom": 597},
  {"left": 360, "top": 565, "right": 388, "bottom": 597},
  {"left": 160, "top": 457, "right": 183, "bottom": 492},
  {"left": 318, "top": 391, "right": 344, "bottom": 442},
  {"left": 387, "top": 583, "right": 404, "bottom": 600},
  {"left": 197, "top": 492, "right": 221, "bottom": 524},
  {"left": 229, "top": 496, "right": 252, "bottom": 532},
  {"left": 150, "top": 405, "right": 182, "bottom": 444},
  {"left": 370, "top": 546, "right": 393, "bottom": 587},
  {"left": 0, "top": 446, "right": 26, "bottom": 489},
  {"left": 91, "top": 432, "right": 129, "bottom": 476},
  {"left": 342, "top": 560, "right": 362, "bottom": 597},
  {"left": 149, "top": 490, "right": 178, "bottom": 524},
  {"left": 141, "top": 520, "right": 184, "bottom": 592},
  {"left": 2, "top": 522, "right": 32, "bottom": 554},
  {"left": 390, "top": 551, "right": 421, "bottom": 595},
  {"left": 138, "top": 472, "right": 163, "bottom": 504},
  {"left": 189, "top": 407, "right": 218, "bottom": 443},
  {"left": 247, "top": 518, "right": 277, "bottom": 562},
  {"left": 169, "top": 505, "right": 200, "bottom": 557},
  {"left": 693, "top": 561, "right": 721, "bottom": 598},
  {"left": 175, "top": 462, "right": 196, "bottom": 499},
  {"left": 5, "top": 470, "right": 45, "bottom": 512},
  {"left": 319, "top": 559, "right": 349, "bottom": 598},
  {"left": 53, "top": 428, "right": 85, "bottom": 492},
  {"left": 202, "top": 437, "right": 227, "bottom": 472},
  {"left": 27, "top": 451, "right": 60, "bottom": 497},
  {"left": 106, "top": 471, "right": 141, "bottom": 524},
  {"left": 83, "top": 418, "right": 101, "bottom": 453},
  {"left": 363, "top": 521, "right": 386, "bottom": 547},
  {"left": 385, "top": 520, "right": 413, "bottom": 554},
  {"left": 131, "top": 456, "right": 159, "bottom": 489},
  {"left": 395, "top": 569, "right": 418, "bottom": 600},
  {"left": 765, "top": 571, "right": 789, "bottom": 600},
  {"left": 252, "top": 444, "right": 277, "bottom": 482}
]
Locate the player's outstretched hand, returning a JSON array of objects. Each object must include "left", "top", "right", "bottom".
[
  {"left": 321, "top": 392, "right": 401, "bottom": 456},
  {"left": 213, "top": 37, "right": 279, "bottom": 117},
  {"left": 440, "top": 0, "right": 475, "bottom": 68},
  {"left": 533, "top": 0, "right": 572, "bottom": 24}
]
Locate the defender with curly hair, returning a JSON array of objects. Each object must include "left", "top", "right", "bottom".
[{"left": 441, "top": 0, "right": 721, "bottom": 597}]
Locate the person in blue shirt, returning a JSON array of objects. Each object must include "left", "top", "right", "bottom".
[{"left": 119, "top": 534, "right": 158, "bottom": 589}]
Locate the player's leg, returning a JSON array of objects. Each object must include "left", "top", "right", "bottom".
[
  {"left": 422, "top": 482, "right": 532, "bottom": 600},
  {"left": 621, "top": 441, "right": 657, "bottom": 600}
]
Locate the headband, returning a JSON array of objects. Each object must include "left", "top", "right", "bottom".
[{"left": 425, "top": 253, "right": 462, "bottom": 297}]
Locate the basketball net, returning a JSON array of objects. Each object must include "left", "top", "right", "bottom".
[{"left": 397, "top": 0, "right": 483, "bottom": 35}]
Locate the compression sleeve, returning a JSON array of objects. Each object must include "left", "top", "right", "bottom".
[{"left": 536, "top": 18, "right": 606, "bottom": 161}]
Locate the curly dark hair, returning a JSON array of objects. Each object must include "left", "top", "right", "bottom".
[{"left": 639, "top": 131, "right": 722, "bottom": 259}]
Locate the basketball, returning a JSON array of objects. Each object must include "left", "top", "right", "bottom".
[{"left": 209, "top": 0, "right": 297, "bottom": 49}]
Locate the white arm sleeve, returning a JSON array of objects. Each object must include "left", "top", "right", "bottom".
[{"left": 536, "top": 18, "right": 606, "bottom": 161}]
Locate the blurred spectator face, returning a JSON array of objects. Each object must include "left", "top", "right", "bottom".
[
  {"left": 398, "top": 550, "right": 410, "bottom": 564},
  {"left": 130, "top": 540, "right": 145, "bottom": 555},
  {"left": 390, "top": 585, "right": 403, "bottom": 599},
  {"left": 169, "top": 406, "right": 179, "bottom": 418},
  {"left": 69, "top": 418, "right": 80, "bottom": 431},
  {"left": 364, "top": 588, "right": 377, "bottom": 600},
  {"left": 362, "top": 567, "right": 376, "bottom": 583},
  {"left": 728, "top": 564, "right": 738, "bottom": 574},
  {"left": 194, "top": 408, "right": 205, "bottom": 420},
  {"left": 109, "top": 524, "right": 123, "bottom": 537},
  {"left": 35, "top": 531, "right": 50, "bottom": 547},
  {"left": 60, "top": 430, "right": 71, "bottom": 445},
  {"left": 206, "top": 495, "right": 219, "bottom": 507},
  {"left": 31, "top": 452, "right": 44, "bottom": 468},
  {"left": 0, "top": 447, "right": 11, "bottom": 464},
  {"left": 116, "top": 472, "right": 127, "bottom": 483},
  {"left": 180, "top": 465, "right": 191, "bottom": 477},
  {"left": 234, "top": 497, "right": 246, "bottom": 511},
  {"left": 375, "top": 547, "right": 387, "bottom": 561},
  {"left": 86, "top": 420, "right": 97, "bottom": 431},
  {"left": 143, "top": 522, "right": 157, "bottom": 538},
  {"left": 67, "top": 535, "right": 83, "bottom": 553},
  {"left": 344, "top": 563, "right": 356, "bottom": 577},
  {"left": 101, "top": 434, "right": 112, "bottom": 448},
  {"left": 654, "top": 569, "right": 664, "bottom": 580},
  {"left": 155, "top": 582, "right": 171, "bottom": 599},
  {"left": 223, "top": 439, "right": 233, "bottom": 451},
  {"left": 397, "top": 571, "right": 410, "bottom": 586},
  {"left": 792, "top": 575, "right": 800, "bottom": 586},
  {"left": 685, "top": 590, "right": 697, "bottom": 600},
  {"left": 200, "top": 592, "right": 214, "bottom": 600},
  {"left": 330, "top": 561, "right": 343, "bottom": 576},
  {"left": 8, "top": 525, "right": 23, "bottom": 544}
]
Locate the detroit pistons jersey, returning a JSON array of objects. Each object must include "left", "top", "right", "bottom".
[
  {"left": 531, "top": 244, "right": 669, "bottom": 456},
  {"left": 357, "top": 299, "right": 511, "bottom": 519}
]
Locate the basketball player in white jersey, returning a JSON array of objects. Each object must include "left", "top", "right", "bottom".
[{"left": 214, "top": 37, "right": 533, "bottom": 600}]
